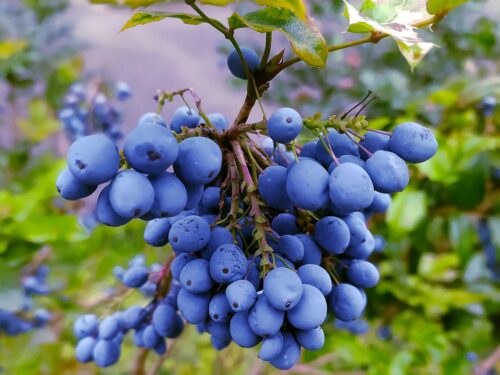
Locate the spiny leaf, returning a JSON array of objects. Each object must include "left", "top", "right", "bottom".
[
  {"left": 230, "top": 7, "right": 327, "bottom": 67},
  {"left": 120, "top": 11, "right": 204, "bottom": 32},
  {"left": 343, "top": 0, "right": 436, "bottom": 68}
]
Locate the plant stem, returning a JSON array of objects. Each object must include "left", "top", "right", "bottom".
[{"left": 259, "top": 32, "right": 273, "bottom": 69}]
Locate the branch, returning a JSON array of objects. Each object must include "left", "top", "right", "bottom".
[
  {"left": 474, "top": 346, "right": 500, "bottom": 375},
  {"left": 132, "top": 348, "right": 150, "bottom": 375}
]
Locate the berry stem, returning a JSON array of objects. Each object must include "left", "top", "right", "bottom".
[{"left": 231, "top": 140, "right": 274, "bottom": 275}]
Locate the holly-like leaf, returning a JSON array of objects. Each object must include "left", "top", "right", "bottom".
[
  {"left": 427, "top": 0, "right": 468, "bottom": 15},
  {"left": 343, "top": 0, "right": 436, "bottom": 68},
  {"left": 230, "top": 7, "right": 327, "bottom": 67},
  {"left": 120, "top": 11, "right": 205, "bottom": 31},
  {"left": 254, "top": 0, "right": 308, "bottom": 20}
]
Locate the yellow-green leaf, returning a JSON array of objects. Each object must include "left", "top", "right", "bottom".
[
  {"left": 254, "top": 0, "right": 308, "bottom": 21},
  {"left": 0, "top": 40, "right": 28, "bottom": 60},
  {"left": 427, "top": 0, "right": 468, "bottom": 15},
  {"left": 120, "top": 11, "right": 205, "bottom": 31},
  {"left": 200, "top": 0, "right": 236, "bottom": 4},
  {"left": 387, "top": 189, "right": 427, "bottom": 234},
  {"left": 230, "top": 8, "right": 327, "bottom": 67},
  {"left": 18, "top": 98, "right": 60, "bottom": 142}
]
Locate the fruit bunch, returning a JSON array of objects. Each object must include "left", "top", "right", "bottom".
[
  {"left": 56, "top": 46, "right": 438, "bottom": 369},
  {"left": 58, "top": 81, "right": 131, "bottom": 142},
  {"left": 0, "top": 264, "right": 52, "bottom": 336},
  {"left": 74, "top": 255, "right": 184, "bottom": 367}
]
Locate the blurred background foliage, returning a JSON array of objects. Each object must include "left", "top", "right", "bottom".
[{"left": 0, "top": 0, "right": 498, "bottom": 374}]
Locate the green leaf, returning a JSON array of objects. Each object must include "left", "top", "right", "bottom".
[
  {"left": 427, "top": 0, "right": 468, "bottom": 15},
  {"left": 387, "top": 189, "right": 427, "bottom": 234},
  {"left": 343, "top": 0, "right": 435, "bottom": 68},
  {"left": 418, "top": 253, "right": 459, "bottom": 282},
  {"left": 254, "top": 0, "right": 308, "bottom": 20},
  {"left": 200, "top": 0, "right": 235, "bottom": 4},
  {"left": 230, "top": 8, "right": 327, "bottom": 67},
  {"left": 120, "top": 11, "right": 204, "bottom": 31}
]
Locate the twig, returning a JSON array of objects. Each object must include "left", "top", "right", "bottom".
[
  {"left": 474, "top": 346, "right": 500, "bottom": 375},
  {"left": 132, "top": 348, "right": 150, "bottom": 375}
]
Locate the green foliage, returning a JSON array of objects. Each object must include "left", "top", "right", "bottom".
[{"left": 229, "top": 7, "right": 327, "bottom": 67}]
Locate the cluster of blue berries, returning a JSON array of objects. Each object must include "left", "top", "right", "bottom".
[
  {"left": 0, "top": 265, "right": 52, "bottom": 336},
  {"left": 57, "top": 46, "right": 438, "bottom": 370},
  {"left": 74, "top": 255, "right": 184, "bottom": 367},
  {"left": 58, "top": 81, "right": 131, "bottom": 141}
]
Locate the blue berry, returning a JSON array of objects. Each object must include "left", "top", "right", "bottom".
[
  {"left": 297, "top": 264, "right": 332, "bottom": 296},
  {"left": 92, "top": 339, "right": 121, "bottom": 368},
  {"left": 329, "top": 283, "right": 365, "bottom": 322},
  {"left": 73, "top": 314, "right": 99, "bottom": 339},
  {"left": 177, "top": 288, "right": 210, "bottom": 324},
  {"left": 329, "top": 163, "right": 374, "bottom": 212},
  {"left": 364, "top": 150, "right": 409, "bottom": 193},
  {"left": 346, "top": 260, "right": 380, "bottom": 288},
  {"left": 138, "top": 112, "right": 167, "bottom": 128},
  {"left": 209, "top": 244, "right": 247, "bottom": 284},
  {"left": 388, "top": 122, "right": 438, "bottom": 163},
  {"left": 174, "top": 137, "right": 222, "bottom": 186},
  {"left": 295, "top": 234, "right": 322, "bottom": 266},
  {"left": 144, "top": 218, "right": 172, "bottom": 247},
  {"left": 179, "top": 258, "right": 214, "bottom": 293},
  {"left": 109, "top": 170, "right": 155, "bottom": 219},
  {"left": 152, "top": 303, "right": 177, "bottom": 336},
  {"left": 267, "top": 107, "right": 303, "bottom": 143},
  {"left": 76, "top": 337, "right": 96, "bottom": 363},
  {"left": 230, "top": 311, "right": 261, "bottom": 347},
  {"left": 67, "top": 134, "right": 120, "bottom": 185},
  {"left": 286, "top": 159, "right": 329, "bottom": 210},
  {"left": 56, "top": 168, "right": 96, "bottom": 200},
  {"left": 123, "top": 123, "right": 178, "bottom": 175},
  {"left": 268, "top": 332, "right": 301, "bottom": 370},
  {"left": 225, "top": 279, "right": 257, "bottom": 312},
  {"left": 315, "top": 129, "right": 359, "bottom": 166},
  {"left": 169, "top": 215, "right": 211, "bottom": 253},
  {"left": 259, "top": 332, "right": 283, "bottom": 361},
  {"left": 206, "top": 112, "right": 228, "bottom": 132},
  {"left": 278, "top": 235, "right": 304, "bottom": 263},
  {"left": 296, "top": 326, "right": 325, "bottom": 350},
  {"left": 227, "top": 46, "right": 260, "bottom": 80},
  {"left": 264, "top": 268, "right": 303, "bottom": 311},
  {"left": 314, "top": 216, "right": 350, "bottom": 254},
  {"left": 122, "top": 265, "right": 149, "bottom": 288},
  {"left": 288, "top": 284, "right": 327, "bottom": 330},
  {"left": 248, "top": 294, "right": 284, "bottom": 336},
  {"left": 258, "top": 166, "right": 293, "bottom": 211},
  {"left": 170, "top": 106, "right": 201, "bottom": 133},
  {"left": 209, "top": 292, "right": 232, "bottom": 322},
  {"left": 359, "top": 131, "right": 389, "bottom": 160},
  {"left": 149, "top": 172, "right": 187, "bottom": 218},
  {"left": 171, "top": 253, "right": 197, "bottom": 280},
  {"left": 201, "top": 226, "right": 234, "bottom": 260},
  {"left": 271, "top": 213, "right": 300, "bottom": 235},
  {"left": 367, "top": 191, "right": 391, "bottom": 213}
]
